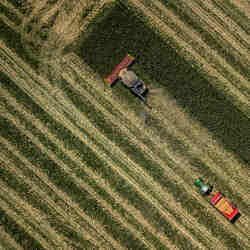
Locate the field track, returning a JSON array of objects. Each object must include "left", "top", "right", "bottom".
[{"left": 0, "top": 0, "right": 250, "bottom": 249}]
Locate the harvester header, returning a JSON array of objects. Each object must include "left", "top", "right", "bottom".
[{"left": 104, "top": 54, "right": 135, "bottom": 86}]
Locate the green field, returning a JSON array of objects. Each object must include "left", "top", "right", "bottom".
[{"left": 0, "top": 0, "right": 249, "bottom": 249}]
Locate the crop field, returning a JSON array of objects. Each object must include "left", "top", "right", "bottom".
[{"left": 0, "top": 0, "right": 249, "bottom": 249}]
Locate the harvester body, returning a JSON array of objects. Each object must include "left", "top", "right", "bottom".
[{"left": 104, "top": 54, "right": 151, "bottom": 108}]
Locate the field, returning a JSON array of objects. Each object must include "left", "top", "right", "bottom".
[{"left": 0, "top": 0, "right": 249, "bottom": 249}]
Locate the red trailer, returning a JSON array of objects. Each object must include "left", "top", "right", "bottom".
[{"left": 210, "top": 192, "right": 239, "bottom": 222}]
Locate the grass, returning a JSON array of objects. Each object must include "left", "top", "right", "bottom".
[
  {"left": 1, "top": 74, "right": 199, "bottom": 249},
  {"left": 76, "top": 1, "right": 250, "bottom": 165},
  {"left": 5, "top": 0, "right": 31, "bottom": 15},
  {"left": 210, "top": 0, "right": 250, "bottom": 34},
  {"left": 0, "top": 207, "right": 44, "bottom": 249},
  {"left": 0, "top": 20, "right": 39, "bottom": 69},
  {"left": 1, "top": 53, "right": 247, "bottom": 249},
  {"left": 0, "top": 2, "right": 22, "bottom": 25},
  {"left": 0, "top": 113, "right": 149, "bottom": 249},
  {"left": 1, "top": 97, "right": 169, "bottom": 248},
  {"left": 160, "top": 0, "right": 249, "bottom": 79}
]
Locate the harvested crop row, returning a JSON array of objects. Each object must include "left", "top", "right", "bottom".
[
  {"left": 0, "top": 179, "right": 72, "bottom": 249},
  {"left": 64, "top": 55, "right": 250, "bottom": 244},
  {"left": 46, "top": 52, "right": 249, "bottom": 246},
  {"left": 0, "top": 26, "right": 249, "bottom": 249},
  {"left": 0, "top": 53, "right": 207, "bottom": 249},
  {"left": 1, "top": 111, "right": 155, "bottom": 249},
  {"left": 0, "top": 225, "right": 23, "bottom": 250},
  {"left": 0, "top": 186, "right": 51, "bottom": 249},
  {"left": 0, "top": 83, "right": 201, "bottom": 249},
  {"left": 177, "top": 0, "right": 249, "bottom": 63},
  {"left": 0, "top": 135, "right": 124, "bottom": 250},
  {"left": 193, "top": 0, "right": 249, "bottom": 46},
  {"left": 1, "top": 86, "right": 174, "bottom": 249},
  {"left": 210, "top": 0, "right": 250, "bottom": 33},
  {"left": 0, "top": 149, "right": 101, "bottom": 249}
]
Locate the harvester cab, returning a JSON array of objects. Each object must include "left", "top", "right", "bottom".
[{"left": 104, "top": 54, "right": 151, "bottom": 109}]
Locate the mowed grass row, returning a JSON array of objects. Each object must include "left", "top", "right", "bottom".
[
  {"left": 0, "top": 1, "right": 250, "bottom": 248},
  {"left": 0, "top": 19, "right": 249, "bottom": 248},
  {"left": 0, "top": 140, "right": 121, "bottom": 250},
  {"left": 0, "top": 71, "right": 201, "bottom": 249},
  {"left": 1, "top": 92, "right": 176, "bottom": 250},
  {"left": 68, "top": 62, "right": 250, "bottom": 233},
  {"left": 1, "top": 55, "right": 248, "bottom": 249},
  {"left": 0, "top": 44, "right": 218, "bottom": 248},
  {"left": 1, "top": 42, "right": 246, "bottom": 249},
  {"left": 117, "top": 0, "right": 250, "bottom": 203},
  {"left": 0, "top": 138, "right": 108, "bottom": 249},
  {"left": 210, "top": 0, "right": 250, "bottom": 34}
]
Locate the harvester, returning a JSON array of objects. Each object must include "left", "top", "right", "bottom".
[
  {"left": 194, "top": 178, "right": 239, "bottom": 222},
  {"left": 104, "top": 54, "right": 151, "bottom": 109}
]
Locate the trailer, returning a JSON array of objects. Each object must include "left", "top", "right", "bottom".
[{"left": 210, "top": 192, "right": 239, "bottom": 222}]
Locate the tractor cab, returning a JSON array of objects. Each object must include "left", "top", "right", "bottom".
[{"left": 194, "top": 178, "right": 212, "bottom": 195}]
